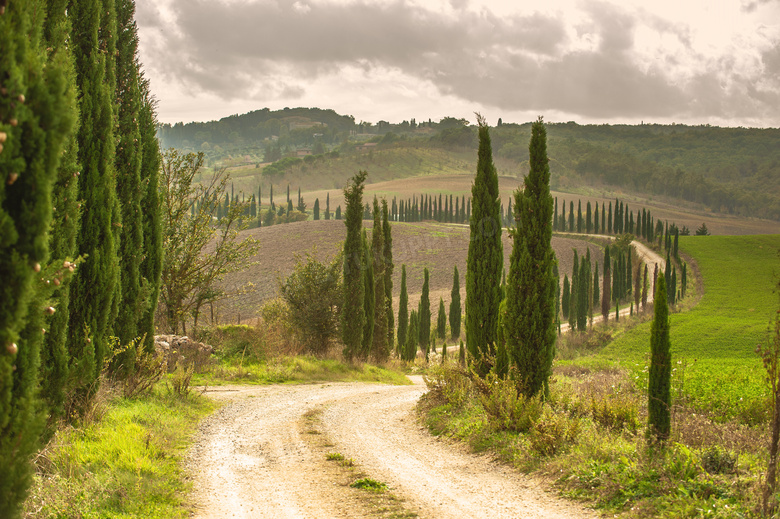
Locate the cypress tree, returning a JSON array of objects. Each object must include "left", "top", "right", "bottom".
[
  {"left": 113, "top": 0, "right": 148, "bottom": 375},
  {"left": 270, "top": 184, "right": 274, "bottom": 208},
  {"left": 553, "top": 197, "right": 558, "bottom": 231},
  {"left": 642, "top": 264, "right": 649, "bottom": 309},
  {"left": 313, "top": 198, "right": 320, "bottom": 220},
  {"left": 137, "top": 75, "right": 161, "bottom": 355},
  {"left": 335, "top": 205, "right": 341, "bottom": 220},
  {"left": 593, "top": 262, "right": 600, "bottom": 307},
  {"left": 403, "top": 310, "right": 418, "bottom": 362},
  {"left": 648, "top": 276, "right": 671, "bottom": 443},
  {"left": 382, "top": 199, "right": 394, "bottom": 350},
  {"left": 586, "top": 201, "right": 592, "bottom": 233},
  {"left": 505, "top": 118, "right": 557, "bottom": 397},
  {"left": 560, "top": 199, "right": 566, "bottom": 231},
  {"left": 634, "top": 261, "right": 642, "bottom": 311},
  {"left": 562, "top": 275, "right": 570, "bottom": 320},
  {"left": 437, "top": 298, "right": 447, "bottom": 340},
  {"left": 68, "top": 0, "right": 121, "bottom": 397},
  {"left": 341, "top": 171, "right": 367, "bottom": 360},
  {"left": 577, "top": 200, "right": 583, "bottom": 233},
  {"left": 577, "top": 258, "right": 589, "bottom": 331},
  {"left": 449, "top": 265, "right": 461, "bottom": 339},
  {"left": 361, "top": 229, "right": 374, "bottom": 359},
  {"left": 0, "top": 0, "right": 76, "bottom": 513},
  {"left": 325, "top": 192, "right": 330, "bottom": 220},
  {"left": 681, "top": 263, "right": 687, "bottom": 299},
  {"left": 608, "top": 202, "right": 613, "bottom": 234},
  {"left": 602, "top": 247, "right": 612, "bottom": 323},
  {"left": 397, "top": 265, "right": 408, "bottom": 354},
  {"left": 568, "top": 250, "right": 578, "bottom": 331},
  {"left": 419, "top": 267, "right": 431, "bottom": 355},
  {"left": 465, "top": 116, "right": 502, "bottom": 375},
  {"left": 594, "top": 202, "right": 599, "bottom": 234},
  {"left": 673, "top": 227, "right": 679, "bottom": 261},
  {"left": 568, "top": 200, "right": 574, "bottom": 232},
  {"left": 671, "top": 267, "right": 677, "bottom": 306},
  {"left": 371, "top": 198, "right": 387, "bottom": 362},
  {"left": 39, "top": 0, "right": 81, "bottom": 424},
  {"left": 287, "top": 184, "right": 290, "bottom": 204}
]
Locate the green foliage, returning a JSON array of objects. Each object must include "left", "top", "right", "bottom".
[
  {"left": 68, "top": 0, "right": 122, "bottom": 404},
  {"left": 397, "top": 265, "right": 408, "bottom": 355},
  {"left": 437, "top": 297, "right": 447, "bottom": 340},
  {"left": 466, "top": 116, "right": 503, "bottom": 376},
  {"left": 382, "top": 199, "right": 394, "bottom": 350},
  {"left": 418, "top": 268, "right": 431, "bottom": 354},
  {"left": 590, "top": 394, "right": 639, "bottom": 433},
  {"left": 280, "top": 253, "right": 342, "bottom": 355},
  {"left": 403, "top": 310, "right": 419, "bottom": 362},
  {"left": 502, "top": 122, "right": 557, "bottom": 400},
  {"left": 350, "top": 478, "right": 387, "bottom": 492},
  {"left": 370, "top": 198, "right": 388, "bottom": 362},
  {"left": 341, "top": 171, "right": 367, "bottom": 360},
  {"left": 648, "top": 276, "right": 671, "bottom": 443},
  {"left": 449, "top": 265, "right": 461, "bottom": 339},
  {"left": 361, "top": 229, "right": 374, "bottom": 360},
  {"left": 528, "top": 408, "right": 581, "bottom": 457},
  {"left": 0, "top": 1, "right": 76, "bottom": 514}
]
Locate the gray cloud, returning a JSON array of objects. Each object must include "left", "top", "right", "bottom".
[{"left": 137, "top": 0, "right": 780, "bottom": 123}]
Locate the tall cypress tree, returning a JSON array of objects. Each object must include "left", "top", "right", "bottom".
[
  {"left": 568, "top": 200, "right": 574, "bottom": 232},
  {"left": 437, "top": 298, "right": 447, "bottom": 340},
  {"left": 449, "top": 265, "right": 461, "bottom": 339},
  {"left": 648, "top": 275, "right": 671, "bottom": 443},
  {"left": 382, "top": 199, "right": 394, "bottom": 350},
  {"left": 577, "top": 258, "right": 589, "bottom": 331},
  {"left": 608, "top": 202, "right": 613, "bottom": 234},
  {"left": 68, "top": 0, "right": 121, "bottom": 397},
  {"left": 419, "top": 267, "right": 431, "bottom": 355},
  {"left": 466, "top": 116, "right": 502, "bottom": 375},
  {"left": 602, "top": 247, "right": 611, "bottom": 323},
  {"left": 313, "top": 198, "right": 320, "bottom": 220},
  {"left": 403, "top": 310, "right": 418, "bottom": 362},
  {"left": 361, "top": 229, "right": 374, "bottom": 359},
  {"left": 40, "top": 0, "right": 81, "bottom": 424},
  {"left": 113, "top": 0, "right": 145, "bottom": 375},
  {"left": 505, "top": 117, "right": 557, "bottom": 397},
  {"left": 562, "top": 275, "right": 570, "bottom": 320},
  {"left": 325, "top": 192, "right": 330, "bottom": 220},
  {"left": 341, "top": 171, "right": 367, "bottom": 360},
  {"left": 397, "top": 264, "right": 408, "bottom": 353},
  {"left": 569, "top": 250, "right": 579, "bottom": 331},
  {"left": 577, "top": 200, "right": 583, "bottom": 233},
  {"left": 370, "top": 197, "right": 387, "bottom": 362},
  {"left": 0, "top": 0, "right": 75, "bottom": 513},
  {"left": 137, "top": 75, "right": 162, "bottom": 354}
]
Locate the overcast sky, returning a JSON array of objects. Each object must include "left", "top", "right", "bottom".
[{"left": 135, "top": 0, "right": 780, "bottom": 128}]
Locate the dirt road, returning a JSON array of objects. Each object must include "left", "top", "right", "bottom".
[{"left": 187, "top": 379, "right": 597, "bottom": 519}]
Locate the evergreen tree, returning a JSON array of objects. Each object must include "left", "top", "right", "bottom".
[
  {"left": 68, "top": 0, "right": 121, "bottom": 398},
  {"left": 586, "top": 201, "right": 592, "bottom": 233},
  {"left": 602, "top": 247, "right": 612, "bottom": 323},
  {"left": 505, "top": 118, "right": 557, "bottom": 397},
  {"left": 397, "top": 265, "right": 409, "bottom": 354},
  {"left": 335, "top": 205, "right": 341, "bottom": 219},
  {"left": 341, "top": 171, "right": 367, "bottom": 360},
  {"left": 634, "top": 261, "right": 642, "bottom": 311},
  {"left": 313, "top": 198, "right": 320, "bottom": 220},
  {"left": 466, "top": 116, "right": 502, "bottom": 375},
  {"left": 382, "top": 199, "right": 394, "bottom": 350},
  {"left": 0, "top": 0, "right": 76, "bottom": 513},
  {"left": 554, "top": 197, "right": 558, "bottom": 231},
  {"left": 449, "top": 265, "right": 461, "bottom": 339},
  {"left": 642, "top": 263, "right": 649, "bottom": 309},
  {"left": 136, "top": 75, "right": 162, "bottom": 355},
  {"left": 577, "top": 199, "right": 583, "bottom": 233},
  {"left": 593, "top": 262, "right": 600, "bottom": 307},
  {"left": 419, "top": 267, "right": 431, "bottom": 355},
  {"left": 437, "top": 298, "right": 447, "bottom": 340},
  {"left": 361, "top": 229, "right": 374, "bottom": 359},
  {"left": 562, "top": 275, "right": 570, "bottom": 320},
  {"left": 370, "top": 198, "right": 387, "bottom": 362},
  {"left": 270, "top": 184, "right": 274, "bottom": 208},
  {"left": 568, "top": 250, "right": 579, "bottom": 331},
  {"left": 594, "top": 202, "right": 599, "bottom": 234},
  {"left": 648, "top": 276, "right": 671, "bottom": 443},
  {"left": 568, "top": 200, "right": 574, "bottom": 232},
  {"left": 325, "top": 192, "right": 330, "bottom": 220},
  {"left": 459, "top": 339, "right": 466, "bottom": 366},
  {"left": 403, "top": 310, "right": 418, "bottom": 362},
  {"left": 577, "top": 258, "right": 589, "bottom": 331},
  {"left": 681, "top": 263, "right": 687, "bottom": 299},
  {"left": 608, "top": 202, "right": 613, "bottom": 234}
]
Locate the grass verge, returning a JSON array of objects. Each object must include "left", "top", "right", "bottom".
[{"left": 24, "top": 389, "right": 216, "bottom": 518}]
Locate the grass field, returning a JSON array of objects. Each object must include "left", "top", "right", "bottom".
[{"left": 591, "top": 234, "right": 780, "bottom": 423}]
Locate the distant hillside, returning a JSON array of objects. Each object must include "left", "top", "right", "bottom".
[{"left": 159, "top": 107, "right": 780, "bottom": 220}]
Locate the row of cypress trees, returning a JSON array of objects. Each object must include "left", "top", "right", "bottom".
[{"left": 1, "top": 1, "right": 162, "bottom": 516}]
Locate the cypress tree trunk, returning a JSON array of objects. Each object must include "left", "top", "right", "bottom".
[
  {"left": 504, "top": 117, "right": 557, "bottom": 398},
  {"left": 449, "top": 265, "right": 461, "bottom": 339},
  {"left": 648, "top": 276, "right": 671, "bottom": 443},
  {"left": 341, "top": 171, "right": 367, "bottom": 360},
  {"left": 397, "top": 265, "right": 408, "bottom": 355},
  {"left": 68, "top": 0, "right": 121, "bottom": 398},
  {"left": 466, "top": 116, "right": 502, "bottom": 376},
  {"left": 370, "top": 198, "right": 387, "bottom": 362},
  {"left": 0, "top": 0, "right": 75, "bottom": 513},
  {"left": 382, "top": 199, "right": 394, "bottom": 350}
]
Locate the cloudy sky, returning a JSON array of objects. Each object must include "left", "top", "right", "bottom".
[{"left": 135, "top": 0, "right": 780, "bottom": 127}]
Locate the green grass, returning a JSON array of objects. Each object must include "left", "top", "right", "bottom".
[
  {"left": 25, "top": 391, "right": 216, "bottom": 518},
  {"left": 592, "top": 234, "right": 780, "bottom": 422},
  {"left": 193, "top": 355, "right": 412, "bottom": 386}
]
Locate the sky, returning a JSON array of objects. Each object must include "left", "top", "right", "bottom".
[{"left": 135, "top": 0, "right": 780, "bottom": 128}]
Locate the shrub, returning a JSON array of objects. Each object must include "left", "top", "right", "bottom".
[
  {"left": 479, "top": 373, "right": 542, "bottom": 433},
  {"left": 590, "top": 394, "right": 639, "bottom": 434},
  {"left": 700, "top": 446, "right": 737, "bottom": 474},
  {"left": 167, "top": 359, "right": 195, "bottom": 397},
  {"left": 529, "top": 407, "right": 581, "bottom": 457}
]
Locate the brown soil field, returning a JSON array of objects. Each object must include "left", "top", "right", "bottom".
[{"left": 214, "top": 219, "right": 604, "bottom": 326}]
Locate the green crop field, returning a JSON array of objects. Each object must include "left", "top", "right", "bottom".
[{"left": 589, "top": 234, "right": 780, "bottom": 423}]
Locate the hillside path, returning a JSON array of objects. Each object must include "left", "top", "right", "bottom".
[{"left": 186, "top": 378, "right": 597, "bottom": 519}]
